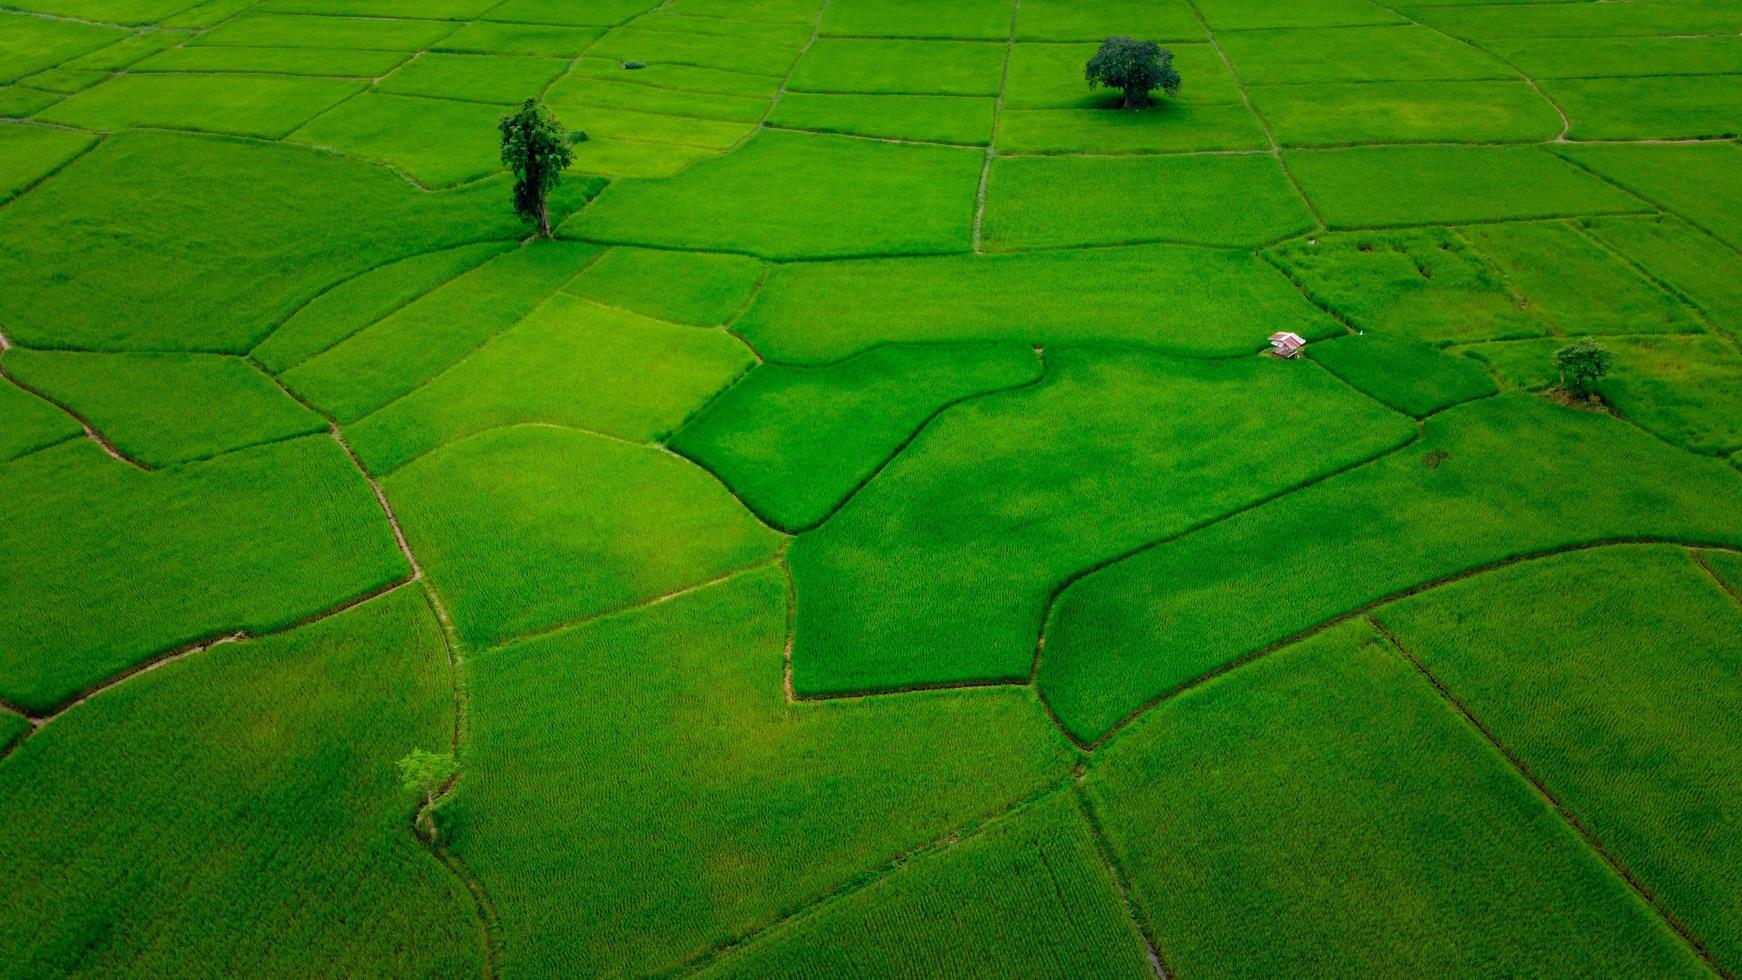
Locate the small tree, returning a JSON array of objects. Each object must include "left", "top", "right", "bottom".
[
  {"left": 498, "top": 99, "right": 574, "bottom": 237},
  {"left": 1554, "top": 339, "right": 1612, "bottom": 400},
  {"left": 398, "top": 748, "right": 457, "bottom": 838},
  {"left": 1085, "top": 37, "right": 1180, "bottom": 110}
]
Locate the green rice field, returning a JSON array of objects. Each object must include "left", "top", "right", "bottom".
[{"left": 2, "top": 0, "right": 1740, "bottom": 975}]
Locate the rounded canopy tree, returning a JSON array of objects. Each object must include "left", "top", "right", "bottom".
[{"left": 1085, "top": 36, "right": 1181, "bottom": 109}]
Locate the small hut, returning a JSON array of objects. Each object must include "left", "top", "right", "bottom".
[{"left": 1268, "top": 331, "right": 1306, "bottom": 358}]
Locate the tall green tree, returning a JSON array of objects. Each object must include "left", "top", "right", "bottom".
[
  {"left": 398, "top": 747, "right": 457, "bottom": 839},
  {"left": 1554, "top": 339, "right": 1613, "bottom": 400},
  {"left": 1085, "top": 37, "right": 1181, "bottom": 110},
  {"left": 498, "top": 99, "right": 574, "bottom": 237}
]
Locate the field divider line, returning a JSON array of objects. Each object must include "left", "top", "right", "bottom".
[
  {"left": 1028, "top": 422, "right": 1425, "bottom": 704},
  {"left": 1073, "top": 784, "right": 1170, "bottom": 978},
  {"left": 25, "top": 576, "right": 416, "bottom": 729},
  {"left": 1690, "top": 549, "right": 1742, "bottom": 608},
  {"left": 970, "top": 0, "right": 1019, "bottom": 252},
  {"left": 677, "top": 774, "right": 1080, "bottom": 975},
  {"left": 1567, "top": 219, "right": 1742, "bottom": 359},
  {"left": 0, "top": 344, "right": 150, "bottom": 470},
  {"left": 1182, "top": 0, "right": 1325, "bottom": 231},
  {"left": 1367, "top": 614, "right": 1733, "bottom": 980},
  {"left": 337, "top": 248, "right": 606, "bottom": 431},
  {"left": 674, "top": 344, "right": 1050, "bottom": 537},
  {"left": 1550, "top": 149, "right": 1742, "bottom": 264},
  {"left": 1079, "top": 538, "right": 1742, "bottom": 757},
  {"left": 244, "top": 237, "right": 519, "bottom": 366},
  {"left": 0, "top": 129, "right": 106, "bottom": 213},
  {"left": 481, "top": 555, "right": 783, "bottom": 654}
]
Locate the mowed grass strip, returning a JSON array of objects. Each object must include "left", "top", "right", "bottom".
[
  {"left": 772, "top": 92, "right": 997, "bottom": 146},
  {"left": 789, "top": 348, "right": 1413, "bottom": 695},
  {"left": 2, "top": 351, "right": 324, "bottom": 466},
  {"left": 347, "top": 293, "right": 754, "bottom": 473},
  {"left": 376, "top": 52, "right": 568, "bottom": 104},
  {"left": 576, "top": 129, "right": 983, "bottom": 258},
  {"left": 737, "top": 245, "right": 1339, "bottom": 361},
  {"left": 194, "top": 12, "right": 458, "bottom": 50},
  {"left": 0, "top": 124, "right": 95, "bottom": 203},
  {"left": 1247, "top": 79, "right": 1560, "bottom": 146},
  {"left": 0, "top": 588, "right": 483, "bottom": 977},
  {"left": 1015, "top": 0, "right": 1202, "bottom": 42},
  {"left": 1218, "top": 24, "right": 1513, "bottom": 84},
  {"left": 252, "top": 241, "right": 514, "bottom": 373},
  {"left": 670, "top": 344, "right": 1042, "bottom": 531},
  {"left": 0, "top": 132, "right": 522, "bottom": 352},
  {"left": 1286, "top": 146, "right": 1645, "bottom": 227},
  {"left": 1040, "top": 393, "right": 1742, "bottom": 742},
  {"left": 1377, "top": 545, "right": 1742, "bottom": 974},
  {"left": 996, "top": 102, "right": 1269, "bottom": 154},
  {"left": 1082, "top": 620, "right": 1707, "bottom": 977},
  {"left": 385, "top": 425, "right": 780, "bottom": 648},
  {"left": 38, "top": 72, "right": 364, "bottom": 139},
  {"left": 1266, "top": 227, "right": 1551, "bottom": 344},
  {"left": 130, "top": 45, "right": 411, "bottom": 76},
  {"left": 283, "top": 240, "right": 599, "bottom": 423},
  {"left": 445, "top": 566, "right": 1075, "bottom": 976},
  {"left": 819, "top": 0, "right": 1014, "bottom": 40},
  {"left": 788, "top": 39, "right": 1007, "bottom": 96},
  {"left": 567, "top": 246, "right": 765, "bottom": 325},
  {"left": 0, "top": 436, "right": 408, "bottom": 714},
  {"left": 1407, "top": 0, "right": 1742, "bottom": 40},
  {"left": 1194, "top": 0, "right": 1402, "bottom": 30},
  {"left": 701, "top": 791, "right": 1152, "bottom": 979},
  {"left": 983, "top": 152, "right": 1313, "bottom": 250}
]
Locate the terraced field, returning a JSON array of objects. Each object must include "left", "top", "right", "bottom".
[{"left": 2, "top": 0, "right": 1740, "bottom": 975}]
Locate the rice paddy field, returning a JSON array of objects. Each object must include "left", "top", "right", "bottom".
[{"left": 1, "top": 0, "right": 1740, "bottom": 974}]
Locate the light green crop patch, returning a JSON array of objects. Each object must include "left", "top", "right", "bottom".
[{"left": 347, "top": 293, "right": 755, "bottom": 473}]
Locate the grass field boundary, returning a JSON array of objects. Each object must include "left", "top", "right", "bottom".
[
  {"left": 337, "top": 248, "right": 604, "bottom": 426},
  {"left": 1691, "top": 548, "right": 1742, "bottom": 608},
  {"left": 1568, "top": 218, "right": 1742, "bottom": 358},
  {"left": 1367, "top": 614, "right": 1734, "bottom": 979},
  {"left": 1078, "top": 538, "right": 1742, "bottom": 757},
  {"left": 1183, "top": 0, "right": 1325, "bottom": 230},
  {"left": 677, "top": 775, "right": 1080, "bottom": 975},
  {"left": 1547, "top": 148, "right": 1742, "bottom": 261},
  {"left": 0, "top": 125, "right": 104, "bottom": 209},
  {"left": 246, "top": 238, "right": 518, "bottom": 365},
  {"left": 969, "top": 0, "right": 1018, "bottom": 251},
  {"left": 0, "top": 340, "right": 150, "bottom": 469},
  {"left": 671, "top": 345, "right": 1048, "bottom": 534},
  {"left": 1074, "top": 784, "right": 1170, "bottom": 978}
]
